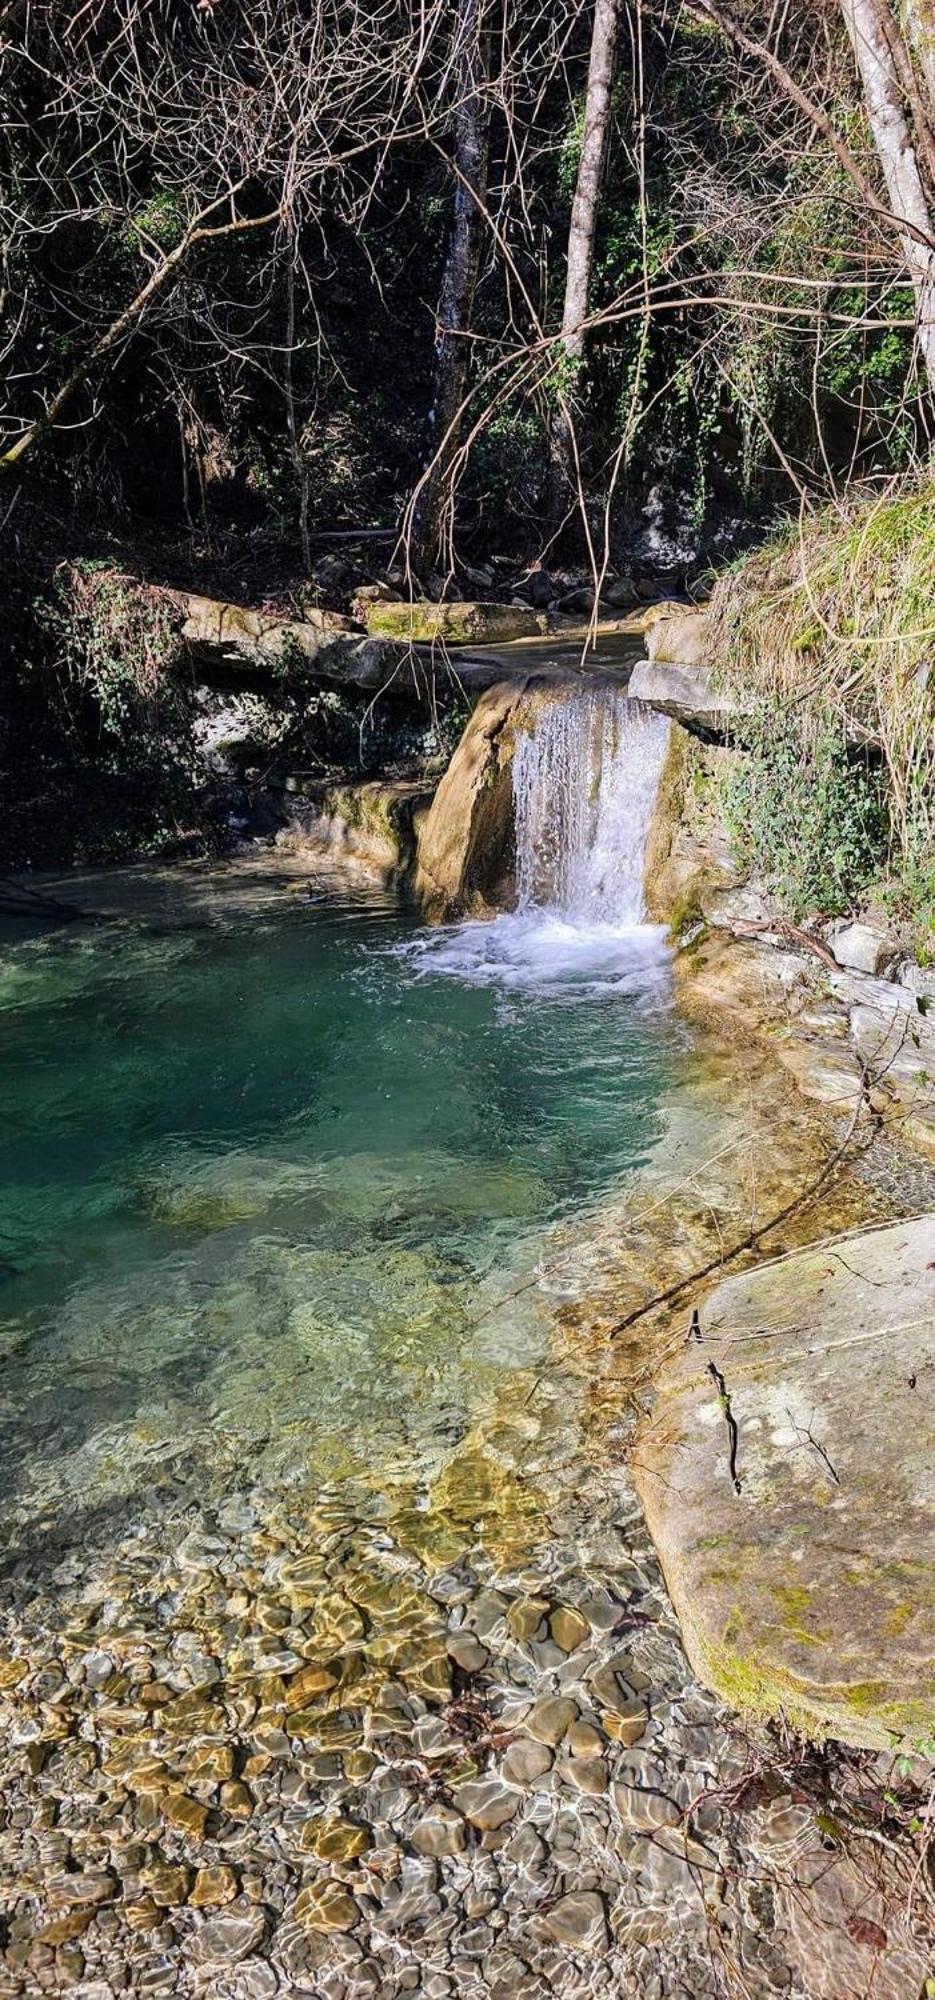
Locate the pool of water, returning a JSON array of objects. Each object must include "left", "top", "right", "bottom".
[{"left": 0, "top": 861, "right": 682, "bottom": 1558}]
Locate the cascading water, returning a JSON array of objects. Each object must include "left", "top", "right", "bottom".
[
  {"left": 512, "top": 690, "right": 669, "bottom": 926},
  {"left": 403, "top": 681, "right": 672, "bottom": 995}
]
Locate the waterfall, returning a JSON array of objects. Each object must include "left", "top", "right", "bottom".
[{"left": 512, "top": 691, "right": 669, "bottom": 926}]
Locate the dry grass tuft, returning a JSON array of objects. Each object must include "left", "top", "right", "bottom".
[{"left": 707, "top": 482, "right": 935, "bottom": 862}]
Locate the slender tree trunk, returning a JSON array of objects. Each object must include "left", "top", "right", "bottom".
[
  {"left": 411, "top": 0, "right": 490, "bottom": 574},
  {"left": 545, "top": 0, "right": 619, "bottom": 535},
  {"left": 904, "top": 0, "right": 935, "bottom": 121},
  {"left": 842, "top": 0, "right": 935, "bottom": 392}
]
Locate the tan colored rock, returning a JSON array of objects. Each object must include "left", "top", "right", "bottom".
[
  {"left": 563, "top": 1756, "right": 608, "bottom": 1795},
  {"left": 414, "top": 676, "right": 577, "bottom": 919},
  {"left": 181, "top": 592, "right": 392, "bottom": 691},
  {"left": 634, "top": 1214, "right": 935, "bottom": 1750},
  {"left": 413, "top": 680, "right": 525, "bottom": 920},
  {"left": 565, "top": 1717, "right": 605, "bottom": 1756},
  {"left": 364, "top": 599, "right": 542, "bottom": 645},
  {"left": 190, "top": 1866, "right": 239, "bottom": 1909},
  {"left": 294, "top": 1880, "right": 360, "bottom": 1934},
  {"left": 219, "top": 1780, "right": 254, "bottom": 1820},
  {"left": 285, "top": 1661, "right": 340, "bottom": 1706},
  {"left": 500, "top": 1737, "right": 553, "bottom": 1787},
  {"left": 299, "top": 1817, "right": 371, "bottom": 1861},
  {"left": 506, "top": 1596, "right": 550, "bottom": 1642},
  {"left": 410, "top": 1804, "right": 466, "bottom": 1856},
  {"left": 162, "top": 1792, "right": 208, "bottom": 1838},
  {"left": 539, "top": 1890, "right": 609, "bottom": 1954},
  {"left": 455, "top": 1776, "right": 520, "bottom": 1830},
  {"left": 446, "top": 1631, "right": 489, "bottom": 1673},
  {"left": 550, "top": 1605, "right": 590, "bottom": 1653},
  {"left": 140, "top": 1859, "right": 190, "bottom": 1907},
  {"left": 645, "top": 605, "right": 709, "bottom": 669},
  {"left": 524, "top": 1695, "right": 578, "bottom": 1746},
  {"left": 602, "top": 1702, "right": 648, "bottom": 1748},
  {"left": 285, "top": 778, "right": 435, "bottom": 887},
  {"left": 629, "top": 655, "right": 735, "bottom": 735},
  {"left": 38, "top": 1910, "right": 94, "bottom": 1945},
  {"left": 642, "top": 727, "right": 741, "bottom": 928}
]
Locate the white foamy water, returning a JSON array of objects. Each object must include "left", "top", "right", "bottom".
[
  {"left": 404, "top": 689, "right": 672, "bottom": 997},
  {"left": 513, "top": 691, "right": 670, "bottom": 925}
]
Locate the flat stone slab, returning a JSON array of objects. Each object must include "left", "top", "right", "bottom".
[
  {"left": 627, "top": 656, "right": 736, "bottom": 734},
  {"left": 634, "top": 1215, "right": 935, "bottom": 1749}
]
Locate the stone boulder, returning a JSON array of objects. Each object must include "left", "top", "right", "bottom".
[
  {"left": 413, "top": 681, "right": 526, "bottom": 919},
  {"left": 364, "top": 600, "right": 543, "bottom": 645},
  {"left": 627, "top": 658, "right": 736, "bottom": 735},
  {"left": 628, "top": 604, "right": 738, "bottom": 737},
  {"left": 180, "top": 593, "right": 394, "bottom": 691},
  {"left": 634, "top": 1214, "right": 935, "bottom": 1750},
  {"left": 830, "top": 922, "right": 893, "bottom": 977},
  {"left": 644, "top": 604, "right": 709, "bottom": 667},
  {"left": 277, "top": 777, "right": 435, "bottom": 884}
]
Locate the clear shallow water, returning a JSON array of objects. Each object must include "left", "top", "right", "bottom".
[{"left": 0, "top": 863, "right": 681, "bottom": 1553}]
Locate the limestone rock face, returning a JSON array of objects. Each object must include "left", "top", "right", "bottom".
[
  {"left": 628, "top": 657, "right": 735, "bottom": 735},
  {"left": 181, "top": 593, "right": 393, "bottom": 690},
  {"left": 280, "top": 777, "right": 435, "bottom": 884},
  {"left": 634, "top": 1215, "right": 935, "bottom": 1750},
  {"left": 644, "top": 604, "right": 709, "bottom": 667},
  {"left": 413, "top": 680, "right": 525, "bottom": 919},
  {"left": 831, "top": 921, "right": 893, "bottom": 976},
  {"left": 364, "top": 599, "right": 543, "bottom": 645},
  {"left": 642, "top": 727, "right": 742, "bottom": 927}
]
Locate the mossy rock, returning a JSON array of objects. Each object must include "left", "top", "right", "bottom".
[
  {"left": 365, "top": 600, "right": 543, "bottom": 646},
  {"left": 633, "top": 1214, "right": 935, "bottom": 1753}
]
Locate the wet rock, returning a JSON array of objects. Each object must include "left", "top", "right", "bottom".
[
  {"left": 500, "top": 1737, "right": 552, "bottom": 1788},
  {"left": 562, "top": 1756, "right": 608, "bottom": 1796},
  {"left": 445, "top": 1631, "right": 489, "bottom": 1674},
  {"left": 410, "top": 1805, "right": 466, "bottom": 1857},
  {"left": 455, "top": 1778, "right": 520, "bottom": 1831},
  {"left": 538, "top": 1891, "right": 609, "bottom": 1954},
  {"left": 190, "top": 1865, "right": 239, "bottom": 1908},
  {"left": 219, "top": 1781, "right": 254, "bottom": 1819},
  {"left": 506, "top": 1598, "right": 550, "bottom": 1643},
  {"left": 46, "top": 1871, "right": 115, "bottom": 1908},
  {"left": 188, "top": 1904, "right": 267, "bottom": 1963},
  {"left": 139, "top": 1860, "right": 191, "bottom": 1907},
  {"left": 294, "top": 1880, "right": 361, "bottom": 1933},
  {"left": 565, "top": 1718, "right": 604, "bottom": 1756},
  {"left": 602, "top": 1702, "right": 648, "bottom": 1748},
  {"left": 161, "top": 1792, "right": 208, "bottom": 1838},
  {"left": 299, "top": 1817, "right": 371, "bottom": 1861},
  {"left": 524, "top": 1696, "right": 578, "bottom": 1746},
  {"left": 613, "top": 1773, "right": 682, "bottom": 1831},
  {"left": 549, "top": 1606, "right": 589, "bottom": 1653}
]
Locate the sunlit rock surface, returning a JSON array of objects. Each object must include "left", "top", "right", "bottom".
[
  {"left": 363, "top": 599, "right": 543, "bottom": 645},
  {"left": 635, "top": 1214, "right": 935, "bottom": 1750}
]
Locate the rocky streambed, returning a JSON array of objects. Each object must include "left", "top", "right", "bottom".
[{"left": 0, "top": 879, "right": 933, "bottom": 2000}]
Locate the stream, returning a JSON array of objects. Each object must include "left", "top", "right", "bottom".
[{"left": 0, "top": 693, "right": 926, "bottom": 1999}]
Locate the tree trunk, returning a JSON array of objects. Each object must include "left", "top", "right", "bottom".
[
  {"left": 411, "top": 0, "right": 490, "bottom": 574},
  {"left": 904, "top": 0, "right": 935, "bottom": 122},
  {"left": 842, "top": 0, "right": 935, "bottom": 393},
  {"left": 545, "top": 0, "right": 619, "bottom": 535}
]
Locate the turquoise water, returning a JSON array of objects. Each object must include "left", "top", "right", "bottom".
[{"left": 0, "top": 862, "right": 681, "bottom": 1552}]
